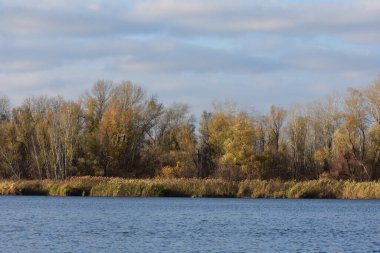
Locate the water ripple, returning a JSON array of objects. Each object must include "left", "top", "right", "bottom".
[{"left": 0, "top": 197, "right": 379, "bottom": 253}]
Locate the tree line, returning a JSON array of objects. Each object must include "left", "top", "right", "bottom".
[{"left": 0, "top": 79, "right": 379, "bottom": 181}]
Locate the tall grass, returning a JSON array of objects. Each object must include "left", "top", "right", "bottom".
[
  {"left": 90, "top": 178, "right": 238, "bottom": 197},
  {"left": 0, "top": 177, "right": 379, "bottom": 199},
  {"left": 341, "top": 181, "right": 380, "bottom": 199}
]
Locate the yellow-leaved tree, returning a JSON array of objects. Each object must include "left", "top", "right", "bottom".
[{"left": 221, "top": 112, "right": 256, "bottom": 179}]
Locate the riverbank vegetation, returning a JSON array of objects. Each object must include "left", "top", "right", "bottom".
[
  {"left": 0, "top": 177, "right": 379, "bottom": 199},
  {"left": 0, "top": 79, "right": 379, "bottom": 182}
]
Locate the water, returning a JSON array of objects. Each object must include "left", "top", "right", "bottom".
[{"left": 0, "top": 197, "right": 379, "bottom": 253}]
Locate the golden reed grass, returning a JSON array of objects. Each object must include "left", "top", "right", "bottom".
[{"left": 0, "top": 177, "right": 379, "bottom": 199}]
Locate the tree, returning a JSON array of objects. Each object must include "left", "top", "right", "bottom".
[
  {"left": 198, "top": 111, "right": 215, "bottom": 178},
  {"left": 308, "top": 95, "right": 342, "bottom": 176},
  {"left": 98, "top": 81, "right": 163, "bottom": 177},
  {"left": 200, "top": 103, "right": 258, "bottom": 180},
  {"left": 149, "top": 103, "right": 197, "bottom": 178},
  {"left": 363, "top": 79, "right": 380, "bottom": 179},
  {"left": 57, "top": 102, "right": 82, "bottom": 177},
  {"left": 0, "top": 96, "right": 10, "bottom": 122},
  {"left": 1, "top": 78, "right": 379, "bottom": 182},
  {"left": 221, "top": 112, "right": 256, "bottom": 179},
  {"left": 255, "top": 115, "right": 268, "bottom": 153},
  {"left": 267, "top": 105, "right": 286, "bottom": 152},
  {"left": 287, "top": 108, "right": 309, "bottom": 180},
  {"left": 0, "top": 119, "right": 23, "bottom": 178},
  {"left": 254, "top": 106, "right": 289, "bottom": 179},
  {"left": 83, "top": 80, "right": 113, "bottom": 127},
  {"left": 365, "top": 78, "right": 380, "bottom": 124},
  {"left": 341, "top": 88, "right": 370, "bottom": 180},
  {"left": 11, "top": 107, "right": 34, "bottom": 178},
  {"left": 79, "top": 81, "right": 113, "bottom": 176}
]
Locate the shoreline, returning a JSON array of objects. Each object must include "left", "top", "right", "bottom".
[{"left": 0, "top": 177, "right": 379, "bottom": 199}]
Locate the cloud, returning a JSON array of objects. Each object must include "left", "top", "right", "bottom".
[
  {"left": 108, "top": 39, "right": 284, "bottom": 74},
  {"left": 0, "top": 0, "right": 378, "bottom": 41},
  {"left": 287, "top": 47, "right": 380, "bottom": 72},
  {"left": 0, "top": 0, "right": 379, "bottom": 114},
  {"left": 128, "top": 0, "right": 380, "bottom": 41},
  {"left": 0, "top": 35, "right": 286, "bottom": 74}
]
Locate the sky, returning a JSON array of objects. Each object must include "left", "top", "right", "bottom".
[{"left": 0, "top": 0, "right": 379, "bottom": 116}]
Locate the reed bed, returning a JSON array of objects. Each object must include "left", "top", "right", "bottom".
[{"left": 0, "top": 177, "right": 379, "bottom": 199}]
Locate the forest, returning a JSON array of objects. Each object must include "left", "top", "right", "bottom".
[{"left": 0, "top": 79, "right": 379, "bottom": 181}]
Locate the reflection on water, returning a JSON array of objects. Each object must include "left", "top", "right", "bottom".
[{"left": 0, "top": 197, "right": 379, "bottom": 252}]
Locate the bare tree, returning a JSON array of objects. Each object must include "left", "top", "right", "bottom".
[
  {"left": 287, "top": 107, "right": 310, "bottom": 180},
  {"left": 83, "top": 80, "right": 113, "bottom": 123},
  {"left": 365, "top": 79, "right": 380, "bottom": 124},
  {"left": 307, "top": 95, "right": 342, "bottom": 173},
  {"left": 268, "top": 105, "right": 286, "bottom": 152},
  {"left": 0, "top": 95, "right": 10, "bottom": 121}
]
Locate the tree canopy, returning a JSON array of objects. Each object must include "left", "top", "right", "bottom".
[{"left": 1, "top": 79, "right": 379, "bottom": 181}]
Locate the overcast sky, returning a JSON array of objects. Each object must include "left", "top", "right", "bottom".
[{"left": 0, "top": 0, "right": 379, "bottom": 116}]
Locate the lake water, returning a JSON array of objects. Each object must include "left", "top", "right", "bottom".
[{"left": 0, "top": 197, "right": 379, "bottom": 253}]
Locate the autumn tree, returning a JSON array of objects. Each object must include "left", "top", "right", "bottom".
[
  {"left": 150, "top": 103, "right": 197, "bottom": 178},
  {"left": 254, "top": 106, "right": 289, "bottom": 179},
  {"left": 308, "top": 95, "right": 342, "bottom": 177},
  {"left": 79, "top": 80, "right": 113, "bottom": 176},
  {"left": 365, "top": 79, "right": 380, "bottom": 124},
  {"left": 0, "top": 96, "right": 10, "bottom": 121},
  {"left": 198, "top": 111, "right": 215, "bottom": 178},
  {"left": 336, "top": 88, "right": 370, "bottom": 180},
  {"left": 0, "top": 100, "right": 23, "bottom": 178},
  {"left": 363, "top": 79, "right": 380, "bottom": 179},
  {"left": 199, "top": 103, "right": 258, "bottom": 180},
  {"left": 98, "top": 81, "right": 163, "bottom": 177},
  {"left": 1, "top": 78, "right": 379, "bottom": 181},
  {"left": 267, "top": 105, "right": 286, "bottom": 152},
  {"left": 220, "top": 111, "right": 256, "bottom": 180},
  {"left": 287, "top": 108, "right": 311, "bottom": 180}
]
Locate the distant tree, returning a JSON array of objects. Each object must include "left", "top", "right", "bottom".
[
  {"left": 149, "top": 103, "right": 197, "bottom": 178},
  {"left": 307, "top": 95, "right": 342, "bottom": 177},
  {"left": 367, "top": 124, "right": 380, "bottom": 179},
  {"left": 255, "top": 105, "right": 289, "bottom": 179},
  {"left": 0, "top": 96, "right": 10, "bottom": 121},
  {"left": 287, "top": 109, "right": 309, "bottom": 180},
  {"left": 57, "top": 102, "right": 82, "bottom": 177},
  {"left": 79, "top": 81, "right": 113, "bottom": 176},
  {"left": 98, "top": 81, "right": 163, "bottom": 177},
  {"left": 1, "top": 78, "right": 380, "bottom": 182},
  {"left": 83, "top": 80, "right": 113, "bottom": 126},
  {"left": 267, "top": 105, "right": 286, "bottom": 152},
  {"left": 363, "top": 78, "right": 380, "bottom": 179},
  {"left": 365, "top": 79, "right": 380, "bottom": 124},
  {"left": 221, "top": 111, "right": 256, "bottom": 179},
  {"left": 198, "top": 111, "right": 215, "bottom": 178},
  {"left": 342, "top": 88, "right": 369, "bottom": 180}
]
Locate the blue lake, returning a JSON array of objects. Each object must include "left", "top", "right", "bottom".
[{"left": 0, "top": 196, "right": 379, "bottom": 252}]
